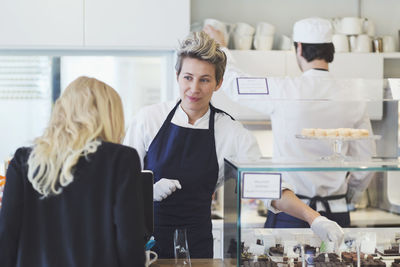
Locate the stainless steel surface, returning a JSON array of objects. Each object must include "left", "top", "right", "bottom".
[
  {"left": 373, "top": 38, "right": 383, "bottom": 53},
  {"left": 371, "top": 100, "right": 398, "bottom": 158},
  {"left": 368, "top": 172, "right": 400, "bottom": 215}
]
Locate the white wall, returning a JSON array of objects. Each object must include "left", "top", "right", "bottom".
[{"left": 191, "top": 0, "right": 400, "bottom": 50}]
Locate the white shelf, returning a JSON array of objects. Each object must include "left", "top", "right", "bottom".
[{"left": 382, "top": 52, "right": 400, "bottom": 59}]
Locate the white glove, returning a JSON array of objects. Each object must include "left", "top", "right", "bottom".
[
  {"left": 311, "top": 216, "right": 344, "bottom": 244},
  {"left": 153, "top": 178, "right": 182, "bottom": 202}
]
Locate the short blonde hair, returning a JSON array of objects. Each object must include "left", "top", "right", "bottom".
[
  {"left": 27, "top": 76, "right": 124, "bottom": 197},
  {"left": 175, "top": 31, "right": 227, "bottom": 84}
]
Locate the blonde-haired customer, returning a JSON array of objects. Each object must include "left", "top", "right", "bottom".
[{"left": 0, "top": 76, "right": 145, "bottom": 267}]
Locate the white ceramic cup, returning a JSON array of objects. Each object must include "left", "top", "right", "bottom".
[
  {"left": 233, "top": 34, "right": 253, "bottom": 50},
  {"left": 331, "top": 18, "right": 341, "bottom": 34},
  {"left": 383, "top": 35, "right": 396, "bottom": 52},
  {"left": 204, "top": 18, "right": 229, "bottom": 45},
  {"left": 332, "top": 34, "right": 349, "bottom": 52},
  {"left": 279, "top": 35, "right": 292, "bottom": 50},
  {"left": 255, "top": 22, "right": 275, "bottom": 36},
  {"left": 355, "top": 34, "right": 372, "bottom": 52},
  {"left": 349, "top": 35, "right": 357, "bottom": 52},
  {"left": 145, "top": 250, "right": 158, "bottom": 267},
  {"left": 363, "top": 19, "right": 375, "bottom": 37},
  {"left": 350, "top": 34, "right": 371, "bottom": 53},
  {"left": 341, "top": 17, "right": 364, "bottom": 35},
  {"left": 234, "top": 22, "right": 255, "bottom": 36},
  {"left": 253, "top": 35, "right": 274, "bottom": 50}
]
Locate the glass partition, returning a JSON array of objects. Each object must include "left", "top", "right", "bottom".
[{"left": 222, "top": 92, "right": 400, "bottom": 267}]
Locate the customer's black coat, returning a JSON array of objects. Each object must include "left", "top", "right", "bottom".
[{"left": 0, "top": 141, "right": 145, "bottom": 267}]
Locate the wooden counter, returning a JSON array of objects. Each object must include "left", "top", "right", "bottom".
[{"left": 152, "top": 259, "right": 236, "bottom": 267}]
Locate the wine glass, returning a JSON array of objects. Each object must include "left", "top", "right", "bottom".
[{"left": 174, "top": 228, "right": 191, "bottom": 267}]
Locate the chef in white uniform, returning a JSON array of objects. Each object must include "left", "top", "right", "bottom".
[
  {"left": 204, "top": 17, "right": 376, "bottom": 228},
  {"left": 124, "top": 31, "right": 344, "bottom": 258}
]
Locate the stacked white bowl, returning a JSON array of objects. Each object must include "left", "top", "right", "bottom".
[
  {"left": 253, "top": 22, "right": 275, "bottom": 51},
  {"left": 233, "top": 22, "right": 255, "bottom": 50},
  {"left": 203, "top": 18, "right": 230, "bottom": 47}
]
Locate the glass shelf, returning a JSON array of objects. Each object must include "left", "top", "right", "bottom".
[{"left": 225, "top": 157, "right": 400, "bottom": 172}]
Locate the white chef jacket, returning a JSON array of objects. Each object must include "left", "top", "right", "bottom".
[
  {"left": 220, "top": 48, "right": 376, "bottom": 212},
  {"left": 123, "top": 101, "right": 262, "bottom": 189}
]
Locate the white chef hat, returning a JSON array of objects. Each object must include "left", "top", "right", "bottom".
[{"left": 292, "top": 17, "right": 332, "bottom": 43}]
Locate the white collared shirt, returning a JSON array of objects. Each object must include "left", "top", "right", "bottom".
[{"left": 124, "top": 101, "right": 262, "bottom": 189}]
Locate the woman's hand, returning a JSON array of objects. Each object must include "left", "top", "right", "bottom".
[
  {"left": 311, "top": 216, "right": 344, "bottom": 244},
  {"left": 153, "top": 178, "right": 182, "bottom": 201}
]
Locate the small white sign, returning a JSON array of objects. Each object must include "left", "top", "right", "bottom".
[
  {"left": 284, "top": 240, "right": 300, "bottom": 258},
  {"left": 248, "top": 244, "right": 266, "bottom": 256},
  {"left": 242, "top": 172, "right": 281, "bottom": 199},
  {"left": 236, "top": 77, "right": 269, "bottom": 95}
]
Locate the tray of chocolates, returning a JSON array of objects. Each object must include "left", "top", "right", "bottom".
[
  {"left": 341, "top": 252, "right": 385, "bottom": 267},
  {"left": 377, "top": 245, "right": 400, "bottom": 256},
  {"left": 242, "top": 258, "right": 278, "bottom": 267},
  {"left": 269, "top": 245, "right": 284, "bottom": 257},
  {"left": 314, "top": 253, "right": 341, "bottom": 263},
  {"left": 392, "top": 258, "right": 400, "bottom": 267}
]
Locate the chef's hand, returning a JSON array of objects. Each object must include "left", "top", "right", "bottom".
[
  {"left": 203, "top": 25, "right": 227, "bottom": 47},
  {"left": 153, "top": 178, "right": 182, "bottom": 202},
  {"left": 311, "top": 216, "right": 344, "bottom": 245}
]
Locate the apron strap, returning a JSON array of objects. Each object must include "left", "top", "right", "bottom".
[
  {"left": 296, "top": 194, "right": 347, "bottom": 214},
  {"left": 210, "top": 104, "right": 235, "bottom": 121},
  {"left": 171, "top": 100, "right": 219, "bottom": 131},
  {"left": 165, "top": 100, "right": 181, "bottom": 123},
  {"left": 145, "top": 100, "right": 181, "bottom": 156}
]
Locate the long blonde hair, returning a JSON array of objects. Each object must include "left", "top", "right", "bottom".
[{"left": 27, "top": 76, "right": 125, "bottom": 197}]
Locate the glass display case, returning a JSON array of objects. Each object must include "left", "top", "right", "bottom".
[
  {"left": 223, "top": 158, "right": 400, "bottom": 267},
  {"left": 222, "top": 94, "right": 400, "bottom": 267}
]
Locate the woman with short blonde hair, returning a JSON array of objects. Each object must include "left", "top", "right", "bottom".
[
  {"left": 124, "top": 32, "right": 261, "bottom": 258},
  {"left": 175, "top": 31, "right": 227, "bottom": 85},
  {"left": 0, "top": 76, "right": 145, "bottom": 267}
]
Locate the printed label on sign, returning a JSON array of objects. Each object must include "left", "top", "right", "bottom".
[
  {"left": 236, "top": 77, "right": 269, "bottom": 95},
  {"left": 242, "top": 172, "right": 281, "bottom": 199}
]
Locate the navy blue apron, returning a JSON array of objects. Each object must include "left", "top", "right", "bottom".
[
  {"left": 144, "top": 100, "right": 219, "bottom": 259},
  {"left": 264, "top": 194, "right": 350, "bottom": 228}
]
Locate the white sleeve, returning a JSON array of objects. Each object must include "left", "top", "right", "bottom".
[
  {"left": 123, "top": 114, "right": 147, "bottom": 168},
  {"left": 234, "top": 125, "right": 263, "bottom": 161},
  {"left": 346, "top": 111, "right": 377, "bottom": 203},
  {"left": 263, "top": 182, "right": 296, "bottom": 214},
  {"left": 221, "top": 48, "right": 274, "bottom": 116},
  {"left": 216, "top": 123, "right": 263, "bottom": 189},
  {"left": 228, "top": 122, "right": 297, "bottom": 214}
]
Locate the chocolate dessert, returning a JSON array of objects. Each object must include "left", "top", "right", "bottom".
[
  {"left": 269, "top": 245, "right": 284, "bottom": 256},
  {"left": 384, "top": 245, "right": 400, "bottom": 256},
  {"left": 392, "top": 259, "right": 400, "bottom": 267},
  {"left": 315, "top": 262, "right": 347, "bottom": 267},
  {"left": 314, "top": 253, "right": 340, "bottom": 263},
  {"left": 242, "top": 260, "right": 278, "bottom": 267},
  {"left": 341, "top": 252, "right": 384, "bottom": 267}
]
